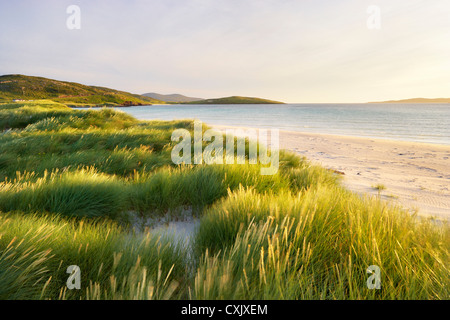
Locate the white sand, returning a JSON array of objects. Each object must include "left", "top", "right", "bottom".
[
  {"left": 212, "top": 125, "right": 450, "bottom": 219},
  {"left": 150, "top": 219, "right": 200, "bottom": 246},
  {"left": 128, "top": 209, "right": 199, "bottom": 247}
]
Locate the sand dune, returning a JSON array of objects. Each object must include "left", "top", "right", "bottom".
[{"left": 213, "top": 125, "right": 450, "bottom": 219}]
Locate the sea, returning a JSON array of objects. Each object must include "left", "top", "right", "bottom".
[{"left": 109, "top": 103, "right": 450, "bottom": 145}]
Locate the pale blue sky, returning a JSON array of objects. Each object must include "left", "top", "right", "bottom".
[{"left": 0, "top": 0, "right": 449, "bottom": 102}]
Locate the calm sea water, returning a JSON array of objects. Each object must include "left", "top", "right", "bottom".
[{"left": 111, "top": 104, "right": 450, "bottom": 145}]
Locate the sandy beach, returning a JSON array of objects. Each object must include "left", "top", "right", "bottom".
[{"left": 213, "top": 125, "right": 450, "bottom": 220}]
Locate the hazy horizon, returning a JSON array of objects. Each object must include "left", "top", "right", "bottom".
[{"left": 1, "top": 0, "right": 449, "bottom": 103}]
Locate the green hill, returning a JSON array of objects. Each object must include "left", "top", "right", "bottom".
[
  {"left": 183, "top": 96, "right": 284, "bottom": 104},
  {"left": 0, "top": 74, "right": 163, "bottom": 107}
]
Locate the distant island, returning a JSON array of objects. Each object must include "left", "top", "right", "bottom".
[
  {"left": 182, "top": 96, "right": 284, "bottom": 104},
  {"left": 0, "top": 74, "right": 283, "bottom": 107},
  {"left": 142, "top": 92, "right": 203, "bottom": 103},
  {"left": 143, "top": 94, "right": 284, "bottom": 104},
  {"left": 369, "top": 98, "right": 450, "bottom": 104}
]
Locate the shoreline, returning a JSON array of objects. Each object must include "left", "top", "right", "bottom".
[
  {"left": 212, "top": 124, "right": 450, "bottom": 219},
  {"left": 210, "top": 124, "right": 450, "bottom": 147}
]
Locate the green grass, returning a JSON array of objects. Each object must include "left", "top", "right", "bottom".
[
  {"left": 0, "top": 100, "right": 448, "bottom": 300},
  {"left": 0, "top": 212, "right": 186, "bottom": 300},
  {"left": 0, "top": 169, "right": 127, "bottom": 219},
  {"left": 193, "top": 187, "right": 449, "bottom": 299}
]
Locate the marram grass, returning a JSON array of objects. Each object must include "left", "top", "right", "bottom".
[
  {"left": 0, "top": 212, "right": 187, "bottom": 300},
  {"left": 193, "top": 187, "right": 449, "bottom": 299},
  {"left": 0, "top": 100, "right": 448, "bottom": 300}
]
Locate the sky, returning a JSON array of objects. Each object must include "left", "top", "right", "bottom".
[{"left": 0, "top": 0, "right": 449, "bottom": 103}]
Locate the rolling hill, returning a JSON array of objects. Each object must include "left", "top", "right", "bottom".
[
  {"left": 184, "top": 96, "right": 284, "bottom": 104},
  {"left": 142, "top": 92, "right": 203, "bottom": 103},
  {"left": 0, "top": 75, "right": 284, "bottom": 107},
  {"left": 0, "top": 74, "right": 163, "bottom": 107}
]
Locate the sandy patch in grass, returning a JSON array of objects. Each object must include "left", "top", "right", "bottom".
[{"left": 126, "top": 208, "right": 200, "bottom": 248}]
